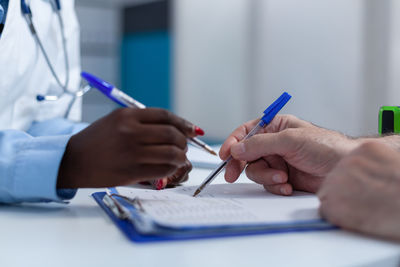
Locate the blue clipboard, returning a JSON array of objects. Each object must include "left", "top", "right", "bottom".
[{"left": 92, "top": 192, "right": 337, "bottom": 243}]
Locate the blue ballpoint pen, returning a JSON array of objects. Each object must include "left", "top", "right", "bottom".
[
  {"left": 193, "top": 92, "right": 292, "bottom": 197},
  {"left": 80, "top": 72, "right": 217, "bottom": 156}
]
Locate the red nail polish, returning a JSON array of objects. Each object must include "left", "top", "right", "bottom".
[
  {"left": 156, "top": 179, "right": 164, "bottom": 190},
  {"left": 195, "top": 126, "right": 205, "bottom": 136}
]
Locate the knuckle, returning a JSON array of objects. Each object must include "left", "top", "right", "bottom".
[
  {"left": 175, "top": 135, "right": 187, "bottom": 148},
  {"left": 112, "top": 109, "right": 137, "bottom": 132},
  {"left": 163, "top": 126, "right": 186, "bottom": 147},
  {"left": 246, "top": 135, "right": 264, "bottom": 150},
  {"left": 163, "top": 126, "right": 178, "bottom": 142},
  {"left": 113, "top": 108, "right": 133, "bottom": 122},
  {"left": 166, "top": 147, "right": 185, "bottom": 163},
  {"left": 119, "top": 122, "right": 142, "bottom": 138},
  {"left": 357, "top": 141, "right": 380, "bottom": 153},
  {"left": 250, "top": 134, "right": 264, "bottom": 144},
  {"left": 165, "top": 128, "right": 185, "bottom": 147},
  {"left": 158, "top": 109, "right": 172, "bottom": 122},
  {"left": 283, "top": 114, "right": 298, "bottom": 122},
  {"left": 280, "top": 128, "right": 297, "bottom": 141},
  {"left": 341, "top": 155, "right": 364, "bottom": 168}
]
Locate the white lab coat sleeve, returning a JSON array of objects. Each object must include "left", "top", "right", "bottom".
[{"left": 0, "top": 118, "right": 88, "bottom": 203}]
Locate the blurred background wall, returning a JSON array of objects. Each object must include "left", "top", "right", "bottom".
[{"left": 76, "top": 0, "right": 400, "bottom": 142}]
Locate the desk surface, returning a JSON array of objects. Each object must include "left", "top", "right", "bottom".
[{"left": 1, "top": 168, "right": 400, "bottom": 267}]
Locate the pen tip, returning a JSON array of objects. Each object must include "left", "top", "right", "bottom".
[
  {"left": 193, "top": 189, "right": 201, "bottom": 197},
  {"left": 205, "top": 145, "right": 217, "bottom": 156}
]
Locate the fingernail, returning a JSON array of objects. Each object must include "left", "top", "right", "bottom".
[
  {"left": 280, "top": 187, "right": 288, "bottom": 195},
  {"left": 194, "top": 126, "right": 205, "bottom": 136},
  {"left": 226, "top": 178, "right": 234, "bottom": 184},
  {"left": 231, "top": 143, "right": 246, "bottom": 156},
  {"left": 156, "top": 179, "right": 165, "bottom": 190},
  {"left": 272, "top": 174, "right": 282, "bottom": 183}
]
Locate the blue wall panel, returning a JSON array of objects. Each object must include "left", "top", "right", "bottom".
[{"left": 121, "top": 31, "right": 171, "bottom": 110}]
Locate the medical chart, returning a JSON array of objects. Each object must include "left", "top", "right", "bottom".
[{"left": 116, "top": 183, "right": 322, "bottom": 229}]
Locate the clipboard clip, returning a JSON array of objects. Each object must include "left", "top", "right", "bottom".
[
  {"left": 102, "top": 190, "right": 158, "bottom": 234},
  {"left": 102, "top": 191, "right": 131, "bottom": 220},
  {"left": 111, "top": 193, "right": 146, "bottom": 213},
  {"left": 102, "top": 190, "right": 146, "bottom": 218}
]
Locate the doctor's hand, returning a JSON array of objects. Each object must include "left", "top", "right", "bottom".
[
  {"left": 318, "top": 142, "right": 400, "bottom": 241},
  {"left": 219, "top": 115, "right": 358, "bottom": 195},
  {"left": 57, "top": 108, "right": 199, "bottom": 189}
]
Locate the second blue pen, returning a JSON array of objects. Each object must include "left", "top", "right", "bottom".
[{"left": 80, "top": 71, "right": 217, "bottom": 156}]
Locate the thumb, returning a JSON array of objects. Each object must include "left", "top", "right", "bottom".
[{"left": 230, "top": 131, "right": 295, "bottom": 162}]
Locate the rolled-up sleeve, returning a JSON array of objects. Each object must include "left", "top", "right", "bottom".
[{"left": 0, "top": 118, "right": 88, "bottom": 203}]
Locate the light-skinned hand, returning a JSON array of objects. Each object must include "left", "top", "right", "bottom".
[
  {"left": 318, "top": 141, "right": 400, "bottom": 241},
  {"left": 219, "top": 115, "right": 358, "bottom": 195}
]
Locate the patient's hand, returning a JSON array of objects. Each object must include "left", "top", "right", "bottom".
[
  {"left": 318, "top": 141, "right": 400, "bottom": 240},
  {"left": 220, "top": 115, "right": 358, "bottom": 195}
]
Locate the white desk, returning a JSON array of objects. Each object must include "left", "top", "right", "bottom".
[{"left": 1, "top": 168, "right": 400, "bottom": 267}]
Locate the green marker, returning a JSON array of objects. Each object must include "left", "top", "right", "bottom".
[{"left": 379, "top": 106, "right": 400, "bottom": 134}]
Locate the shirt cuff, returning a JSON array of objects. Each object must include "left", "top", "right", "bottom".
[
  {"left": 13, "top": 135, "right": 77, "bottom": 203},
  {"left": 57, "top": 188, "right": 77, "bottom": 200}
]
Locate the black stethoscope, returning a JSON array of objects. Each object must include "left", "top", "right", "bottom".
[{"left": 21, "top": 0, "right": 91, "bottom": 117}]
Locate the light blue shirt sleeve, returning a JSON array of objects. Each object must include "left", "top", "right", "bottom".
[{"left": 0, "top": 118, "right": 88, "bottom": 203}]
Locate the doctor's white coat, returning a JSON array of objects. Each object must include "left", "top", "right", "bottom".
[
  {"left": 0, "top": 0, "right": 81, "bottom": 131},
  {"left": 0, "top": 0, "right": 85, "bottom": 203}
]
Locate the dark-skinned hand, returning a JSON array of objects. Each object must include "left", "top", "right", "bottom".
[{"left": 57, "top": 108, "right": 200, "bottom": 189}]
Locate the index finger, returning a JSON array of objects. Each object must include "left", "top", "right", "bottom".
[
  {"left": 220, "top": 115, "right": 311, "bottom": 160},
  {"left": 136, "top": 108, "right": 199, "bottom": 138},
  {"left": 219, "top": 119, "right": 260, "bottom": 160}
]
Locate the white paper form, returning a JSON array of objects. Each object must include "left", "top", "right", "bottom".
[
  {"left": 186, "top": 144, "right": 222, "bottom": 169},
  {"left": 116, "top": 183, "right": 323, "bottom": 229}
]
